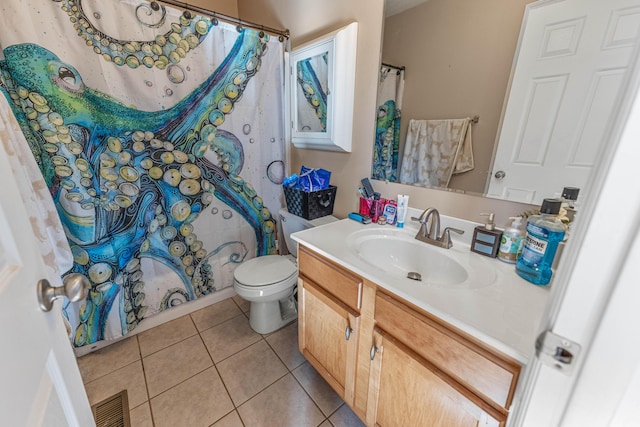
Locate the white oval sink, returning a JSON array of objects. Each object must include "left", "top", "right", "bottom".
[{"left": 346, "top": 228, "right": 496, "bottom": 289}]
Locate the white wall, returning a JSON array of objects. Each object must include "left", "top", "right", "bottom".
[{"left": 191, "top": 0, "right": 239, "bottom": 18}]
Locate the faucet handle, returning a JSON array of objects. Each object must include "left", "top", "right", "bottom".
[
  {"left": 441, "top": 227, "right": 464, "bottom": 249},
  {"left": 411, "top": 216, "right": 425, "bottom": 223}
]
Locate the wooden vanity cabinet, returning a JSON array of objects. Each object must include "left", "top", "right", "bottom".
[
  {"left": 297, "top": 246, "right": 364, "bottom": 407},
  {"left": 367, "top": 328, "right": 503, "bottom": 426},
  {"left": 366, "top": 292, "right": 521, "bottom": 427},
  {"left": 297, "top": 245, "right": 521, "bottom": 426}
]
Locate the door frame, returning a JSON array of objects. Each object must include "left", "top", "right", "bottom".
[{"left": 512, "top": 4, "right": 640, "bottom": 424}]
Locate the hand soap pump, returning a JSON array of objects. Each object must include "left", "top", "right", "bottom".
[
  {"left": 497, "top": 217, "right": 525, "bottom": 263},
  {"left": 471, "top": 213, "right": 502, "bottom": 258}
]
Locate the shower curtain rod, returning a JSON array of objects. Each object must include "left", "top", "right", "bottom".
[
  {"left": 150, "top": 0, "right": 290, "bottom": 40},
  {"left": 382, "top": 62, "right": 405, "bottom": 71}
]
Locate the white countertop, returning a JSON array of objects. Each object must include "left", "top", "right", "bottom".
[{"left": 291, "top": 211, "right": 550, "bottom": 364}]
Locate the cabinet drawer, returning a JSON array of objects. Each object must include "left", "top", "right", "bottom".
[
  {"left": 374, "top": 292, "right": 520, "bottom": 410},
  {"left": 298, "top": 246, "right": 363, "bottom": 312}
]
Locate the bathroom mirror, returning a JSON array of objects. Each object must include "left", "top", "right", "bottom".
[
  {"left": 290, "top": 22, "right": 358, "bottom": 152},
  {"left": 373, "top": 0, "right": 583, "bottom": 203}
]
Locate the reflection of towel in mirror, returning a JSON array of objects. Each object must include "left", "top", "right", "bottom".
[{"left": 399, "top": 118, "right": 474, "bottom": 187}]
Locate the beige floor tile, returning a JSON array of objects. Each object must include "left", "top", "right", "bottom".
[
  {"left": 150, "top": 367, "right": 234, "bottom": 427},
  {"left": 191, "top": 298, "right": 242, "bottom": 332},
  {"left": 143, "top": 335, "right": 213, "bottom": 397},
  {"left": 237, "top": 374, "right": 325, "bottom": 427},
  {"left": 232, "top": 294, "right": 251, "bottom": 313},
  {"left": 137, "top": 315, "right": 197, "bottom": 357},
  {"left": 200, "top": 314, "right": 262, "bottom": 362},
  {"left": 329, "top": 404, "right": 366, "bottom": 427},
  {"left": 217, "top": 340, "right": 288, "bottom": 406},
  {"left": 129, "top": 402, "right": 153, "bottom": 427},
  {"left": 84, "top": 360, "right": 148, "bottom": 409},
  {"left": 318, "top": 421, "right": 332, "bottom": 427},
  {"left": 212, "top": 410, "right": 244, "bottom": 427},
  {"left": 265, "top": 321, "right": 306, "bottom": 370},
  {"left": 77, "top": 337, "right": 139, "bottom": 383},
  {"left": 293, "top": 362, "right": 344, "bottom": 416}
]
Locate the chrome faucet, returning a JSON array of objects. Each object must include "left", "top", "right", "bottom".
[
  {"left": 414, "top": 207, "right": 440, "bottom": 240},
  {"left": 411, "top": 208, "right": 464, "bottom": 249}
]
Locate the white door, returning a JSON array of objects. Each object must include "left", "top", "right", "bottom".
[
  {"left": 0, "top": 146, "right": 94, "bottom": 425},
  {"left": 512, "top": 8, "right": 640, "bottom": 425},
  {"left": 488, "top": 0, "right": 640, "bottom": 204}
]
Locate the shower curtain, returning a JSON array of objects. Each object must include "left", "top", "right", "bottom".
[
  {"left": 0, "top": 0, "right": 285, "bottom": 347},
  {"left": 371, "top": 65, "right": 404, "bottom": 181}
]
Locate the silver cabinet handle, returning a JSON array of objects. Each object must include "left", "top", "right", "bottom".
[
  {"left": 37, "top": 273, "right": 89, "bottom": 312},
  {"left": 345, "top": 326, "right": 354, "bottom": 341},
  {"left": 370, "top": 345, "right": 379, "bottom": 360},
  {"left": 494, "top": 170, "right": 506, "bottom": 180}
]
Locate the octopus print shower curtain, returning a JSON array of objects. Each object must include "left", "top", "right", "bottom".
[
  {"left": 372, "top": 65, "right": 404, "bottom": 182},
  {"left": 0, "top": 0, "right": 285, "bottom": 347}
]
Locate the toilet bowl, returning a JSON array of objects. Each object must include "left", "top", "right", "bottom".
[{"left": 233, "top": 208, "right": 337, "bottom": 334}]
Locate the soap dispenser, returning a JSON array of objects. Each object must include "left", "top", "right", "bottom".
[{"left": 471, "top": 213, "right": 502, "bottom": 257}]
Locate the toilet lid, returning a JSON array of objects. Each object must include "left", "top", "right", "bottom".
[{"left": 234, "top": 255, "right": 297, "bottom": 287}]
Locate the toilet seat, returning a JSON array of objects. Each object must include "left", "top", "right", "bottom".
[{"left": 233, "top": 255, "right": 297, "bottom": 290}]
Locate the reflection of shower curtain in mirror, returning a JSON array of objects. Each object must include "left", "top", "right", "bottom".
[
  {"left": 296, "top": 52, "right": 329, "bottom": 132},
  {"left": 372, "top": 66, "right": 404, "bottom": 181},
  {"left": 0, "top": 0, "right": 285, "bottom": 347}
]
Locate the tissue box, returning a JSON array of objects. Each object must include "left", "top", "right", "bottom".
[{"left": 283, "top": 185, "right": 337, "bottom": 220}]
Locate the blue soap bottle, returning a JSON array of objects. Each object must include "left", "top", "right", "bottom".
[{"left": 516, "top": 198, "right": 566, "bottom": 286}]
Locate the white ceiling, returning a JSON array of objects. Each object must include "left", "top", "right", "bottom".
[{"left": 385, "top": 0, "right": 430, "bottom": 17}]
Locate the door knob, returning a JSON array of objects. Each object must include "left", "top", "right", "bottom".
[
  {"left": 37, "top": 273, "right": 89, "bottom": 312},
  {"left": 494, "top": 170, "right": 506, "bottom": 180}
]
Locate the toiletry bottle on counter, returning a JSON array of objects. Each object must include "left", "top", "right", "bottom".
[
  {"left": 516, "top": 199, "right": 566, "bottom": 286},
  {"left": 470, "top": 213, "right": 502, "bottom": 257},
  {"left": 396, "top": 195, "right": 409, "bottom": 228},
  {"left": 497, "top": 217, "right": 524, "bottom": 263},
  {"left": 561, "top": 187, "right": 580, "bottom": 230}
]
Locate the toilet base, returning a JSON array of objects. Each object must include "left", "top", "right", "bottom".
[{"left": 248, "top": 293, "right": 298, "bottom": 334}]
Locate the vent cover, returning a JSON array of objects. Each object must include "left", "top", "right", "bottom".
[{"left": 91, "top": 389, "right": 131, "bottom": 427}]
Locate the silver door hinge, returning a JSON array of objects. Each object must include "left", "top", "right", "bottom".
[{"left": 535, "top": 330, "right": 581, "bottom": 375}]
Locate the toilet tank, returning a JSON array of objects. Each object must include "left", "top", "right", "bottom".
[{"left": 279, "top": 208, "right": 337, "bottom": 256}]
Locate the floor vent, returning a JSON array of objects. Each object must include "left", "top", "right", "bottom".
[{"left": 91, "top": 389, "right": 131, "bottom": 427}]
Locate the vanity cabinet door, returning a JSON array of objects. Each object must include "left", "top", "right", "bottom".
[
  {"left": 298, "top": 277, "right": 360, "bottom": 405},
  {"left": 374, "top": 292, "right": 520, "bottom": 410},
  {"left": 366, "top": 328, "right": 505, "bottom": 427}
]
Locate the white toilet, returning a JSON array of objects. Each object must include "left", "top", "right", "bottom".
[{"left": 233, "top": 208, "right": 338, "bottom": 334}]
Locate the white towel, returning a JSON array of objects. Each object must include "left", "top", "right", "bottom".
[{"left": 399, "top": 118, "right": 474, "bottom": 187}]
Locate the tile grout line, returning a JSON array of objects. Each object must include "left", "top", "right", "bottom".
[
  {"left": 207, "top": 298, "right": 250, "bottom": 427},
  {"left": 231, "top": 296, "right": 334, "bottom": 426},
  {"left": 262, "top": 324, "right": 332, "bottom": 425},
  {"left": 85, "top": 295, "right": 343, "bottom": 427},
  {"left": 135, "top": 334, "right": 157, "bottom": 427},
  {"left": 144, "top": 315, "right": 215, "bottom": 425},
  {"left": 194, "top": 312, "right": 240, "bottom": 426}
]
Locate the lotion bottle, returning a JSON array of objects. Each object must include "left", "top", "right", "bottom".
[{"left": 497, "top": 217, "right": 524, "bottom": 263}]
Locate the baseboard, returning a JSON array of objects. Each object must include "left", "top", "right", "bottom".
[{"left": 73, "top": 286, "right": 237, "bottom": 357}]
